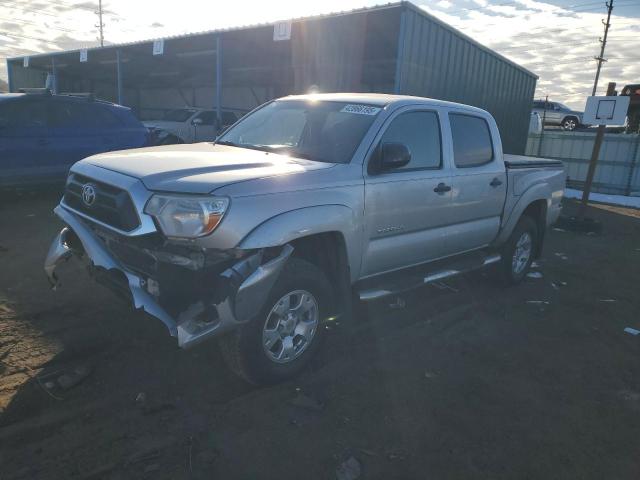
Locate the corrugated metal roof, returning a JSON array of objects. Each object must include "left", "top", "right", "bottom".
[{"left": 7, "top": 1, "right": 537, "bottom": 79}]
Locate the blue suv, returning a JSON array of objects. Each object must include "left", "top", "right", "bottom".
[{"left": 0, "top": 90, "right": 150, "bottom": 187}]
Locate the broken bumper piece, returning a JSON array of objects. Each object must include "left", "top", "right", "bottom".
[{"left": 44, "top": 205, "right": 293, "bottom": 349}]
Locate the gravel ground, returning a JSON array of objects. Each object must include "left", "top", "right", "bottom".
[{"left": 1, "top": 189, "right": 640, "bottom": 480}]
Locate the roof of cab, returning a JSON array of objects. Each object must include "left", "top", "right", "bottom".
[{"left": 280, "top": 92, "right": 489, "bottom": 115}]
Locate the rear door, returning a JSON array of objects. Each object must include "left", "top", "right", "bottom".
[
  {"left": 362, "top": 106, "right": 453, "bottom": 277},
  {"left": 444, "top": 111, "right": 506, "bottom": 255},
  {"left": 0, "top": 97, "right": 51, "bottom": 184}
]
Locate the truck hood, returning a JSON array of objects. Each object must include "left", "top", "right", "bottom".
[{"left": 80, "top": 143, "right": 335, "bottom": 194}]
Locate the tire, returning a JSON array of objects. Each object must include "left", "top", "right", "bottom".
[
  {"left": 219, "top": 258, "right": 332, "bottom": 385},
  {"left": 561, "top": 116, "right": 579, "bottom": 131},
  {"left": 499, "top": 216, "right": 538, "bottom": 285}
]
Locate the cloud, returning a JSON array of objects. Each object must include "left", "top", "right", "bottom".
[
  {"left": 421, "top": 0, "right": 640, "bottom": 108},
  {"left": 0, "top": 0, "right": 637, "bottom": 110}
]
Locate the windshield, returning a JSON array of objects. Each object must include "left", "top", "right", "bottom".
[
  {"left": 217, "top": 100, "right": 381, "bottom": 163},
  {"left": 162, "top": 108, "right": 197, "bottom": 122}
]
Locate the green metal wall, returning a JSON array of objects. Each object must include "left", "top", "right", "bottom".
[{"left": 395, "top": 4, "right": 537, "bottom": 154}]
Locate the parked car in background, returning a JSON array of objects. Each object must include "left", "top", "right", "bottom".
[
  {"left": 0, "top": 90, "right": 150, "bottom": 187},
  {"left": 144, "top": 107, "right": 244, "bottom": 145},
  {"left": 532, "top": 100, "right": 585, "bottom": 131},
  {"left": 45, "top": 93, "right": 565, "bottom": 384}
]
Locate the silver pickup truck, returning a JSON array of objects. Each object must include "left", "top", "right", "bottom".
[{"left": 45, "top": 93, "right": 565, "bottom": 384}]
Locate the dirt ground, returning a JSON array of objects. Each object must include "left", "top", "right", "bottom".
[{"left": 1, "top": 189, "right": 640, "bottom": 480}]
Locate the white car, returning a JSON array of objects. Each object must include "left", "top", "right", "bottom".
[{"left": 144, "top": 107, "right": 242, "bottom": 144}]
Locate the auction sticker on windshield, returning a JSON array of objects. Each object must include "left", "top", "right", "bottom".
[{"left": 341, "top": 104, "right": 381, "bottom": 115}]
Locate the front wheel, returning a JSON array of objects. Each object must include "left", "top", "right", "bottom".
[
  {"left": 219, "top": 258, "right": 332, "bottom": 385},
  {"left": 562, "top": 117, "right": 579, "bottom": 131},
  {"left": 500, "top": 216, "right": 538, "bottom": 285}
]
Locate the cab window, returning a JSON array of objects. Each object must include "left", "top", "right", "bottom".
[
  {"left": 449, "top": 113, "right": 494, "bottom": 168},
  {"left": 378, "top": 111, "right": 442, "bottom": 170}
]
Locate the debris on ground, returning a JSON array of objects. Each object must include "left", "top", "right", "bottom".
[
  {"left": 136, "top": 392, "right": 147, "bottom": 405},
  {"left": 432, "top": 281, "right": 459, "bottom": 293},
  {"left": 624, "top": 327, "right": 640, "bottom": 336},
  {"left": 424, "top": 371, "right": 438, "bottom": 379},
  {"left": 40, "top": 364, "right": 92, "bottom": 392},
  {"left": 598, "top": 299, "right": 617, "bottom": 303},
  {"left": 358, "top": 448, "right": 378, "bottom": 457},
  {"left": 290, "top": 391, "right": 324, "bottom": 411},
  {"left": 552, "top": 228, "right": 567, "bottom": 233},
  {"left": 143, "top": 463, "right": 160, "bottom": 473},
  {"left": 388, "top": 297, "right": 406, "bottom": 309},
  {"left": 531, "top": 261, "right": 541, "bottom": 268},
  {"left": 526, "top": 300, "right": 550, "bottom": 305},
  {"left": 554, "top": 252, "right": 569, "bottom": 260},
  {"left": 527, "top": 272, "right": 544, "bottom": 279},
  {"left": 336, "top": 456, "right": 361, "bottom": 480}
]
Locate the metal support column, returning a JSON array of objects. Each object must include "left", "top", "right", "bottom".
[
  {"left": 393, "top": 10, "right": 407, "bottom": 94},
  {"left": 6, "top": 60, "right": 14, "bottom": 92},
  {"left": 116, "top": 49, "right": 123, "bottom": 105},
  {"left": 51, "top": 57, "right": 58, "bottom": 93},
  {"left": 215, "top": 34, "right": 223, "bottom": 128}
]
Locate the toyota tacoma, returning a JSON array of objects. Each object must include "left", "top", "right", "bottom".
[{"left": 45, "top": 93, "right": 566, "bottom": 384}]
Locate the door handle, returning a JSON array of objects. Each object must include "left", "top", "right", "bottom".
[
  {"left": 433, "top": 182, "right": 452, "bottom": 194},
  {"left": 490, "top": 177, "right": 503, "bottom": 187}
]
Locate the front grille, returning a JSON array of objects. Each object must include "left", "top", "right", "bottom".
[{"left": 64, "top": 173, "right": 140, "bottom": 232}]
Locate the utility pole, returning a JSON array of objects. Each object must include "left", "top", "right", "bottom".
[
  {"left": 537, "top": 95, "right": 548, "bottom": 157},
  {"left": 591, "top": 0, "right": 613, "bottom": 96},
  {"left": 96, "top": 0, "right": 105, "bottom": 47},
  {"left": 578, "top": 81, "right": 616, "bottom": 219},
  {"left": 576, "top": 0, "right": 614, "bottom": 220}
]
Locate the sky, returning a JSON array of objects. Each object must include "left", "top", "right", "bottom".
[{"left": 0, "top": 0, "right": 638, "bottom": 109}]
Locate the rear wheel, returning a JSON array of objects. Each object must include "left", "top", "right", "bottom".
[
  {"left": 219, "top": 258, "right": 331, "bottom": 385},
  {"left": 561, "top": 116, "right": 579, "bottom": 131},
  {"left": 500, "top": 216, "right": 538, "bottom": 285}
]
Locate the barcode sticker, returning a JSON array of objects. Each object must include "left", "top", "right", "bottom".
[{"left": 340, "top": 104, "right": 381, "bottom": 115}]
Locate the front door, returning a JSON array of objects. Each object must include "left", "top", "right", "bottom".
[{"left": 362, "top": 107, "right": 452, "bottom": 277}]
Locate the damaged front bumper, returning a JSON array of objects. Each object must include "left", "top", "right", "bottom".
[{"left": 44, "top": 205, "right": 293, "bottom": 349}]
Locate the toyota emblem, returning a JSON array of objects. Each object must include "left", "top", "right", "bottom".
[{"left": 81, "top": 184, "right": 97, "bottom": 207}]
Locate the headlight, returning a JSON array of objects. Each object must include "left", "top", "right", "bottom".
[{"left": 144, "top": 194, "right": 229, "bottom": 238}]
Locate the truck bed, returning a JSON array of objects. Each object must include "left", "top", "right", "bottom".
[{"left": 504, "top": 154, "right": 564, "bottom": 169}]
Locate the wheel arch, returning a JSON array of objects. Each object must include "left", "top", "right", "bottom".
[
  {"left": 238, "top": 205, "right": 360, "bottom": 316},
  {"left": 497, "top": 187, "right": 551, "bottom": 257}
]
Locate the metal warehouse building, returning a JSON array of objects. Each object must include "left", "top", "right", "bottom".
[{"left": 6, "top": 1, "right": 538, "bottom": 153}]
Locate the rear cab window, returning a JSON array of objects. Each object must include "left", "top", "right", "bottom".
[{"left": 449, "top": 113, "right": 494, "bottom": 168}]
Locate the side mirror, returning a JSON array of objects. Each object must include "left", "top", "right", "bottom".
[
  {"left": 377, "top": 142, "right": 411, "bottom": 172},
  {"left": 192, "top": 117, "right": 203, "bottom": 126}
]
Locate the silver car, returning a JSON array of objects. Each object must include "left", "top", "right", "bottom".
[{"left": 532, "top": 100, "right": 585, "bottom": 131}]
